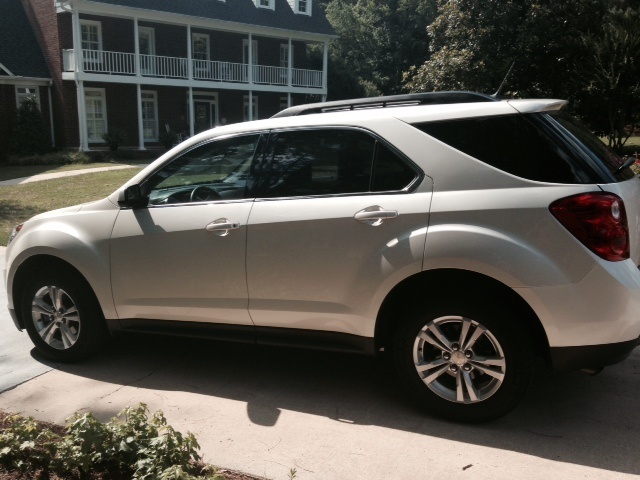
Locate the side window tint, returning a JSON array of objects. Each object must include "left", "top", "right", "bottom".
[
  {"left": 146, "top": 134, "right": 262, "bottom": 205},
  {"left": 372, "top": 143, "right": 418, "bottom": 192},
  {"left": 414, "top": 115, "right": 595, "bottom": 184},
  {"left": 265, "top": 129, "right": 375, "bottom": 197}
]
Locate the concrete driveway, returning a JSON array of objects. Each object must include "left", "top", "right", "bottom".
[{"left": 1, "top": 248, "right": 639, "bottom": 479}]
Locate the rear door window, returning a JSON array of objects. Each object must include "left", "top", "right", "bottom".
[{"left": 260, "top": 128, "right": 419, "bottom": 198}]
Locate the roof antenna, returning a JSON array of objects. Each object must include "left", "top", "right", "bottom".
[{"left": 492, "top": 61, "right": 515, "bottom": 99}]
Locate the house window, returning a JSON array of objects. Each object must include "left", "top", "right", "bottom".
[
  {"left": 15, "top": 86, "right": 40, "bottom": 109},
  {"left": 192, "top": 33, "right": 210, "bottom": 61},
  {"left": 288, "top": 0, "right": 311, "bottom": 14},
  {"left": 243, "top": 95, "right": 258, "bottom": 121},
  {"left": 139, "top": 27, "right": 156, "bottom": 75},
  {"left": 255, "top": 0, "right": 274, "bottom": 9},
  {"left": 243, "top": 39, "right": 258, "bottom": 65},
  {"left": 298, "top": 0, "right": 309, "bottom": 14},
  {"left": 81, "top": 20, "right": 102, "bottom": 65},
  {"left": 141, "top": 91, "right": 158, "bottom": 141},
  {"left": 192, "top": 33, "right": 210, "bottom": 77},
  {"left": 85, "top": 88, "right": 107, "bottom": 142},
  {"left": 279, "top": 44, "right": 289, "bottom": 69}
]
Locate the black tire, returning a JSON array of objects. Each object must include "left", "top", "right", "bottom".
[
  {"left": 21, "top": 270, "right": 108, "bottom": 362},
  {"left": 392, "top": 295, "right": 533, "bottom": 422}
]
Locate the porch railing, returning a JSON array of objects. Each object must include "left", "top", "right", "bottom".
[{"left": 62, "top": 49, "right": 325, "bottom": 89}]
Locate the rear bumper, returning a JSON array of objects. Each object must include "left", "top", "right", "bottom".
[{"left": 550, "top": 337, "right": 640, "bottom": 373}]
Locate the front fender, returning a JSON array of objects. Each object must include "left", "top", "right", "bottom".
[{"left": 6, "top": 199, "right": 119, "bottom": 320}]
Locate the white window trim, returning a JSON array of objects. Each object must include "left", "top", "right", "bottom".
[
  {"left": 243, "top": 95, "right": 258, "bottom": 121},
  {"left": 254, "top": 0, "right": 274, "bottom": 10},
  {"left": 243, "top": 39, "right": 258, "bottom": 65},
  {"left": 15, "top": 86, "right": 41, "bottom": 109},
  {"left": 297, "top": 0, "right": 311, "bottom": 15},
  {"left": 80, "top": 19, "right": 103, "bottom": 51},
  {"left": 138, "top": 26, "right": 156, "bottom": 55},
  {"left": 141, "top": 90, "right": 159, "bottom": 142},
  {"left": 287, "top": 0, "right": 311, "bottom": 15},
  {"left": 192, "top": 33, "right": 210, "bottom": 61},
  {"left": 84, "top": 87, "right": 107, "bottom": 143}
]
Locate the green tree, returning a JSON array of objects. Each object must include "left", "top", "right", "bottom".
[
  {"left": 12, "top": 97, "right": 52, "bottom": 156},
  {"left": 404, "top": 0, "right": 606, "bottom": 97},
  {"left": 573, "top": 2, "right": 640, "bottom": 151},
  {"left": 321, "top": 0, "right": 436, "bottom": 99}
]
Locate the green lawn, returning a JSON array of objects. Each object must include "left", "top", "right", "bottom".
[{"left": 0, "top": 168, "right": 142, "bottom": 245}]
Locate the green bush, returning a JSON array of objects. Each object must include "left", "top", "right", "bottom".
[
  {"left": 0, "top": 404, "right": 227, "bottom": 479},
  {"left": 11, "top": 98, "right": 52, "bottom": 157},
  {"left": 102, "top": 127, "right": 128, "bottom": 152}
]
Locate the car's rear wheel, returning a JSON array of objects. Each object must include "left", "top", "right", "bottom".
[
  {"left": 393, "top": 296, "right": 533, "bottom": 422},
  {"left": 21, "top": 270, "right": 107, "bottom": 362}
]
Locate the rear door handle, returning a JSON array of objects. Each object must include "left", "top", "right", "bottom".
[
  {"left": 354, "top": 206, "right": 398, "bottom": 226},
  {"left": 206, "top": 218, "right": 240, "bottom": 236}
]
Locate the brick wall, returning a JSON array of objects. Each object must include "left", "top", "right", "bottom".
[{"left": 81, "top": 14, "right": 134, "bottom": 53}]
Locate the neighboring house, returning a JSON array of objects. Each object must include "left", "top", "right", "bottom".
[
  {"left": 2, "top": 0, "right": 335, "bottom": 153},
  {"left": 0, "top": 0, "right": 55, "bottom": 160}
]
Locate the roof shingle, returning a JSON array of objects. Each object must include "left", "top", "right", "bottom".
[
  {"left": 86, "top": 0, "right": 336, "bottom": 37},
  {"left": 0, "top": 0, "right": 51, "bottom": 78}
]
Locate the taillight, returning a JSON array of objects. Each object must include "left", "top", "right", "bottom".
[{"left": 550, "top": 193, "right": 629, "bottom": 261}]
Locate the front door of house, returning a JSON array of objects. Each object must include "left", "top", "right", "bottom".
[{"left": 194, "top": 100, "right": 217, "bottom": 134}]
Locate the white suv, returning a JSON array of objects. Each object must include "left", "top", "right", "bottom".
[{"left": 5, "top": 92, "right": 640, "bottom": 422}]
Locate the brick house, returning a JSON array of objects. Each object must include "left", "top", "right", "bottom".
[
  {"left": 2, "top": 0, "right": 335, "bottom": 154},
  {"left": 0, "top": 0, "right": 56, "bottom": 160}
]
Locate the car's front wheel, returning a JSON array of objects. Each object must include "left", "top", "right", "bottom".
[
  {"left": 21, "top": 270, "right": 107, "bottom": 362},
  {"left": 393, "top": 297, "right": 533, "bottom": 422}
]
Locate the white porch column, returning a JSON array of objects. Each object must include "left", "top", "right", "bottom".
[
  {"left": 187, "top": 25, "right": 193, "bottom": 80},
  {"left": 322, "top": 40, "right": 329, "bottom": 101},
  {"left": 249, "top": 91, "right": 253, "bottom": 121},
  {"left": 76, "top": 80, "right": 89, "bottom": 151},
  {"left": 288, "top": 92, "right": 291, "bottom": 108},
  {"left": 136, "top": 84, "right": 146, "bottom": 150},
  {"left": 134, "top": 18, "right": 141, "bottom": 76},
  {"left": 287, "top": 38, "right": 293, "bottom": 87},
  {"left": 248, "top": 33, "right": 253, "bottom": 84},
  {"left": 71, "top": 7, "right": 82, "bottom": 73},
  {"left": 189, "top": 87, "right": 194, "bottom": 137}
]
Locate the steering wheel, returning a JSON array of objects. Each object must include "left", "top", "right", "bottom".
[{"left": 190, "top": 185, "right": 221, "bottom": 202}]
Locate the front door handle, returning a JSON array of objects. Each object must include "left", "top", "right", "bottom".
[
  {"left": 354, "top": 206, "right": 398, "bottom": 226},
  {"left": 206, "top": 218, "right": 240, "bottom": 236}
]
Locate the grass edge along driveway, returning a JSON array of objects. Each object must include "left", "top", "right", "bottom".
[{"left": 0, "top": 168, "right": 142, "bottom": 245}]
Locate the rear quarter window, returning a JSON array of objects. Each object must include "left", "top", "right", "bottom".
[{"left": 413, "top": 114, "right": 601, "bottom": 184}]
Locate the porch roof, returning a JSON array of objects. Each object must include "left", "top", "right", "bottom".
[
  {"left": 84, "top": 0, "right": 336, "bottom": 37},
  {"left": 0, "top": 0, "right": 51, "bottom": 79}
]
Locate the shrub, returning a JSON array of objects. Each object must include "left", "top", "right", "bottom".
[
  {"left": 11, "top": 98, "right": 52, "bottom": 157},
  {"left": 0, "top": 404, "right": 228, "bottom": 479},
  {"left": 102, "top": 127, "right": 127, "bottom": 152}
]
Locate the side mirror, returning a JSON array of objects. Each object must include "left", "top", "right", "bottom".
[{"left": 118, "top": 184, "right": 148, "bottom": 209}]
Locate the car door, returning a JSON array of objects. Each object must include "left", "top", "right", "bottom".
[
  {"left": 246, "top": 127, "right": 433, "bottom": 339},
  {"left": 110, "top": 133, "right": 265, "bottom": 327}
]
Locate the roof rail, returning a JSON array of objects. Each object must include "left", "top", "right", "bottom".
[{"left": 272, "top": 91, "right": 497, "bottom": 118}]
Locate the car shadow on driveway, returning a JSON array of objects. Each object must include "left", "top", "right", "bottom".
[{"left": 40, "top": 333, "right": 640, "bottom": 476}]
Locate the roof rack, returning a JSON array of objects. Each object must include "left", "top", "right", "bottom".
[{"left": 272, "top": 91, "right": 497, "bottom": 118}]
